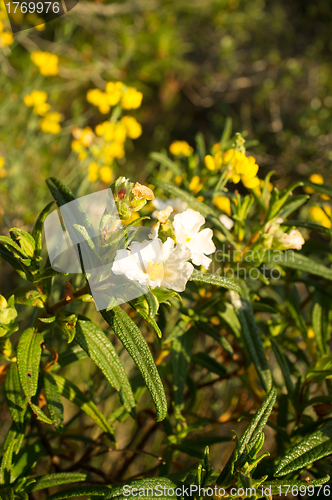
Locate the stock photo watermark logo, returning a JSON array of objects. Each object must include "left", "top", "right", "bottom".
[
  {"left": 4, "top": 0, "right": 78, "bottom": 33},
  {"left": 44, "top": 188, "right": 159, "bottom": 311}
]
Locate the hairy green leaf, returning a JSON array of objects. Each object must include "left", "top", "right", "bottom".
[
  {"left": 75, "top": 318, "right": 135, "bottom": 416},
  {"left": 0, "top": 439, "right": 17, "bottom": 485},
  {"left": 25, "top": 472, "right": 88, "bottom": 492},
  {"left": 17, "top": 329, "right": 43, "bottom": 401},
  {"left": 0, "top": 486, "right": 14, "bottom": 500},
  {"left": 312, "top": 289, "right": 332, "bottom": 356},
  {"left": 275, "top": 419, "right": 332, "bottom": 476},
  {"left": 4, "top": 363, "right": 26, "bottom": 428},
  {"left": 47, "top": 485, "right": 112, "bottom": 499},
  {"left": 101, "top": 307, "right": 167, "bottom": 421},
  {"left": 230, "top": 290, "right": 272, "bottom": 392},
  {"left": 43, "top": 371, "right": 64, "bottom": 432},
  {"left": 189, "top": 270, "right": 241, "bottom": 293},
  {"left": 266, "top": 251, "right": 332, "bottom": 281},
  {"left": 28, "top": 403, "right": 53, "bottom": 425}
]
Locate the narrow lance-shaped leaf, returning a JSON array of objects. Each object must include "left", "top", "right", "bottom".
[
  {"left": 29, "top": 403, "right": 53, "bottom": 425},
  {"left": 230, "top": 290, "right": 272, "bottom": 392},
  {"left": 43, "top": 372, "right": 64, "bottom": 432},
  {"left": 0, "top": 439, "right": 17, "bottom": 485},
  {"left": 265, "top": 251, "right": 332, "bottom": 281},
  {"left": 189, "top": 269, "right": 241, "bottom": 293},
  {"left": 75, "top": 318, "right": 136, "bottom": 417},
  {"left": 52, "top": 373, "right": 116, "bottom": 445},
  {"left": 25, "top": 472, "right": 88, "bottom": 493},
  {"left": 172, "top": 327, "right": 195, "bottom": 415},
  {"left": 31, "top": 201, "right": 55, "bottom": 260},
  {"left": 10, "top": 441, "right": 44, "bottom": 483},
  {"left": 4, "top": 363, "right": 26, "bottom": 429},
  {"left": 101, "top": 307, "right": 168, "bottom": 422},
  {"left": 17, "top": 329, "right": 44, "bottom": 401},
  {"left": 275, "top": 419, "right": 332, "bottom": 476}
]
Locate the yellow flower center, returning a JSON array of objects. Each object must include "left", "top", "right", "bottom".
[
  {"left": 186, "top": 237, "right": 191, "bottom": 242},
  {"left": 146, "top": 261, "right": 164, "bottom": 281}
]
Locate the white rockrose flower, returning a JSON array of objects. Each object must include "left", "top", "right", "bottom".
[
  {"left": 278, "top": 229, "right": 305, "bottom": 250},
  {"left": 219, "top": 214, "right": 234, "bottom": 230},
  {"left": 152, "top": 197, "right": 188, "bottom": 218},
  {"left": 173, "top": 208, "right": 216, "bottom": 268},
  {"left": 112, "top": 237, "right": 194, "bottom": 292}
]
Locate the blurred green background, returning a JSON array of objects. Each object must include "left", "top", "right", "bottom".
[{"left": 1, "top": 0, "right": 332, "bottom": 227}]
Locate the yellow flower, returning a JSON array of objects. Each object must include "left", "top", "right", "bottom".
[
  {"left": 88, "top": 162, "right": 99, "bottom": 182},
  {"left": 212, "top": 196, "right": 231, "bottom": 216},
  {"left": 0, "top": 157, "right": 5, "bottom": 169},
  {"left": 120, "top": 116, "right": 142, "bottom": 139},
  {"left": 24, "top": 91, "right": 51, "bottom": 116},
  {"left": 169, "top": 141, "right": 193, "bottom": 157},
  {"left": 39, "top": 112, "right": 63, "bottom": 134},
  {"left": 121, "top": 87, "right": 143, "bottom": 109},
  {"left": 204, "top": 152, "right": 222, "bottom": 171},
  {"left": 114, "top": 123, "right": 127, "bottom": 143},
  {"left": 174, "top": 175, "right": 182, "bottom": 186},
  {"left": 189, "top": 175, "right": 203, "bottom": 194},
  {"left": 309, "top": 205, "right": 332, "bottom": 228},
  {"left": 0, "top": 31, "right": 14, "bottom": 47},
  {"left": 31, "top": 51, "right": 59, "bottom": 76},
  {"left": 72, "top": 126, "right": 95, "bottom": 146},
  {"left": 99, "top": 166, "right": 113, "bottom": 184},
  {"left": 105, "top": 142, "right": 125, "bottom": 159},
  {"left": 87, "top": 89, "right": 110, "bottom": 114},
  {"left": 304, "top": 173, "right": 329, "bottom": 200},
  {"left": 226, "top": 150, "right": 260, "bottom": 189},
  {"left": 105, "top": 81, "right": 123, "bottom": 106},
  {"left": 71, "top": 139, "right": 83, "bottom": 152}
]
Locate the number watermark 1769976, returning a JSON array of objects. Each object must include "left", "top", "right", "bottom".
[{"left": 4, "top": 0, "right": 79, "bottom": 33}]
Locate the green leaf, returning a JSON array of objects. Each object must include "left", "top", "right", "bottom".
[
  {"left": 191, "top": 352, "right": 227, "bottom": 378},
  {"left": 230, "top": 290, "right": 272, "bottom": 392},
  {"left": 109, "top": 477, "right": 178, "bottom": 500},
  {"left": 281, "top": 220, "right": 332, "bottom": 236},
  {"left": 52, "top": 373, "right": 115, "bottom": 444},
  {"left": 306, "top": 354, "right": 332, "bottom": 384},
  {"left": 275, "top": 419, "right": 332, "bottom": 476},
  {"left": 303, "top": 179, "right": 332, "bottom": 198},
  {"left": 189, "top": 270, "right": 241, "bottom": 293},
  {"left": 0, "top": 439, "right": 17, "bottom": 485},
  {"left": 28, "top": 403, "right": 53, "bottom": 424},
  {"left": 266, "top": 251, "right": 332, "bottom": 281},
  {"left": 13, "top": 287, "right": 46, "bottom": 308},
  {"left": 312, "top": 289, "right": 332, "bottom": 356},
  {"left": 9, "top": 229, "right": 35, "bottom": 258},
  {"left": 43, "top": 371, "right": 64, "bottom": 432},
  {"left": 17, "top": 329, "right": 43, "bottom": 401},
  {"left": 238, "top": 387, "right": 277, "bottom": 455},
  {"left": 278, "top": 195, "right": 309, "bottom": 219},
  {"left": 4, "top": 363, "right": 26, "bottom": 429},
  {"left": 261, "top": 476, "right": 330, "bottom": 495},
  {"left": 47, "top": 485, "right": 112, "bottom": 500},
  {"left": 217, "top": 388, "right": 277, "bottom": 486},
  {"left": 75, "top": 318, "right": 135, "bottom": 416},
  {"left": 31, "top": 201, "right": 55, "bottom": 260},
  {"left": 101, "top": 307, "right": 167, "bottom": 422},
  {"left": 25, "top": 472, "right": 88, "bottom": 493},
  {"left": 172, "top": 327, "right": 195, "bottom": 415}
]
